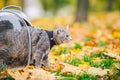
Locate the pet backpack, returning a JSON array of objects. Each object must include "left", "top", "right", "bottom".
[{"left": 0, "top": 6, "right": 32, "bottom": 65}]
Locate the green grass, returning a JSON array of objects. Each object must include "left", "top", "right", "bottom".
[
  {"left": 90, "top": 51, "right": 104, "bottom": 58},
  {"left": 64, "top": 58, "right": 81, "bottom": 66},
  {"left": 82, "top": 52, "right": 114, "bottom": 69},
  {"left": 59, "top": 73, "right": 97, "bottom": 80},
  {"left": 101, "top": 58, "right": 114, "bottom": 69},
  {"left": 116, "top": 71, "right": 120, "bottom": 76},
  {"left": 60, "top": 47, "right": 70, "bottom": 55},
  {"left": 74, "top": 43, "right": 82, "bottom": 49},
  {"left": 60, "top": 77, "right": 75, "bottom": 80},
  {"left": 0, "top": 65, "right": 13, "bottom": 80},
  {"left": 83, "top": 56, "right": 91, "bottom": 62},
  {"left": 50, "top": 70, "right": 61, "bottom": 76},
  {"left": 90, "top": 58, "right": 114, "bottom": 69},
  {"left": 53, "top": 70, "right": 97, "bottom": 80},
  {"left": 83, "top": 56, "right": 101, "bottom": 68},
  {"left": 90, "top": 60, "right": 101, "bottom": 68},
  {"left": 85, "top": 37, "right": 92, "bottom": 42},
  {"left": 98, "top": 41, "right": 108, "bottom": 47},
  {"left": 51, "top": 70, "right": 76, "bottom": 80},
  {"left": 83, "top": 51, "right": 105, "bottom": 62},
  {"left": 76, "top": 73, "right": 97, "bottom": 80},
  {"left": 0, "top": 64, "right": 7, "bottom": 71},
  {"left": 0, "top": 75, "right": 14, "bottom": 80},
  {"left": 52, "top": 46, "right": 70, "bottom": 55}
]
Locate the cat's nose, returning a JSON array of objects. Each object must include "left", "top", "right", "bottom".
[{"left": 70, "top": 38, "right": 72, "bottom": 41}]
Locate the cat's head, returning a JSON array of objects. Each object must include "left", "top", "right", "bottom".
[{"left": 53, "top": 25, "right": 72, "bottom": 44}]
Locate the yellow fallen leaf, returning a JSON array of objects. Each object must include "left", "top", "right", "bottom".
[
  {"left": 0, "top": 70, "right": 8, "bottom": 79},
  {"left": 92, "top": 57, "right": 102, "bottom": 63},
  {"left": 8, "top": 69, "right": 27, "bottom": 80},
  {"left": 8, "top": 67, "right": 56, "bottom": 80},
  {"left": 78, "top": 64, "right": 90, "bottom": 70},
  {"left": 112, "top": 31, "right": 120, "bottom": 38},
  {"left": 87, "top": 67, "right": 111, "bottom": 76},
  {"left": 59, "top": 62, "right": 82, "bottom": 75},
  {"left": 26, "top": 66, "right": 35, "bottom": 69},
  {"left": 50, "top": 61, "right": 65, "bottom": 71}
]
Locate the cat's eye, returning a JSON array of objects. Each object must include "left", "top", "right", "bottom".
[{"left": 66, "top": 35, "right": 69, "bottom": 37}]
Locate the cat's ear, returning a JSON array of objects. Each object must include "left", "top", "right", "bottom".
[
  {"left": 57, "top": 29, "right": 60, "bottom": 34},
  {"left": 66, "top": 25, "right": 69, "bottom": 31},
  {"left": 57, "top": 27, "right": 64, "bottom": 34}
]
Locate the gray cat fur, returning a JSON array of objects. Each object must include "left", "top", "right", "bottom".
[{"left": 0, "top": 25, "right": 72, "bottom": 68}]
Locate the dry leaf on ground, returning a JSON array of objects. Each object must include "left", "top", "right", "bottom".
[{"left": 8, "top": 66, "right": 56, "bottom": 80}]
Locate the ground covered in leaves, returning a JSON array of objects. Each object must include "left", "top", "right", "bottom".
[{"left": 0, "top": 12, "right": 120, "bottom": 80}]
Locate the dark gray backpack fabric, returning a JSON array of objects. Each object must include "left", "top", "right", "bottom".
[{"left": 0, "top": 6, "right": 32, "bottom": 67}]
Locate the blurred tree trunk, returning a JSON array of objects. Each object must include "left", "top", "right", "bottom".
[
  {"left": 75, "top": 0, "right": 89, "bottom": 22},
  {"left": 0, "top": 0, "right": 5, "bottom": 9},
  {"left": 106, "top": 0, "right": 113, "bottom": 11},
  {"left": 21, "top": 0, "right": 25, "bottom": 11},
  {"left": 4, "top": 0, "right": 8, "bottom": 6},
  {"left": 6, "top": 0, "right": 24, "bottom": 9},
  {"left": 53, "top": 0, "right": 58, "bottom": 15}
]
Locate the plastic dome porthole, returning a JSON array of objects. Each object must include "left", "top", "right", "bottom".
[{"left": 0, "top": 6, "right": 32, "bottom": 66}]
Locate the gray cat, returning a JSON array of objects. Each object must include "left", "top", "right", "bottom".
[{"left": 0, "top": 23, "right": 72, "bottom": 68}]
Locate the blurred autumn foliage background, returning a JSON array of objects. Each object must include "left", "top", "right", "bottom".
[{"left": 0, "top": 0, "right": 120, "bottom": 80}]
